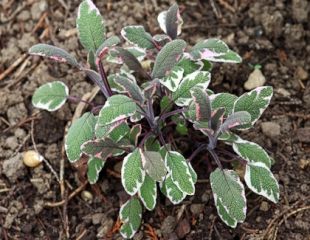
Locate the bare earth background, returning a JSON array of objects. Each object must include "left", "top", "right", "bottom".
[{"left": 0, "top": 0, "right": 309, "bottom": 239}]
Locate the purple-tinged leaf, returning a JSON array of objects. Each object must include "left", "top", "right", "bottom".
[
  {"left": 218, "top": 111, "right": 251, "bottom": 134},
  {"left": 158, "top": 4, "right": 183, "bottom": 39},
  {"left": 121, "top": 25, "right": 155, "bottom": 50},
  {"left": 211, "top": 108, "right": 225, "bottom": 132},
  {"left": 190, "top": 87, "right": 211, "bottom": 122},
  {"left": 114, "top": 74, "right": 145, "bottom": 104},
  {"left": 29, "top": 44, "right": 79, "bottom": 67},
  {"left": 152, "top": 39, "right": 186, "bottom": 79},
  {"left": 95, "top": 36, "right": 120, "bottom": 59},
  {"left": 153, "top": 34, "right": 171, "bottom": 47},
  {"left": 82, "top": 68, "right": 108, "bottom": 97}
]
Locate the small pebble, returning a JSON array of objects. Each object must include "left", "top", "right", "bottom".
[
  {"left": 276, "top": 88, "right": 291, "bottom": 97},
  {"left": 244, "top": 68, "right": 266, "bottom": 90},
  {"left": 23, "top": 150, "right": 43, "bottom": 168},
  {"left": 261, "top": 122, "right": 281, "bottom": 138},
  {"left": 260, "top": 201, "right": 270, "bottom": 212},
  {"left": 81, "top": 190, "right": 93, "bottom": 203}
]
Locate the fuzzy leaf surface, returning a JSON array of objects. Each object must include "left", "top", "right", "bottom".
[
  {"left": 114, "top": 75, "right": 144, "bottom": 103},
  {"left": 245, "top": 162, "right": 279, "bottom": 203},
  {"left": 190, "top": 87, "right": 211, "bottom": 122},
  {"left": 65, "top": 112, "right": 96, "bottom": 162},
  {"left": 210, "top": 93, "right": 238, "bottom": 117},
  {"left": 160, "top": 174, "right": 186, "bottom": 204},
  {"left": 152, "top": 39, "right": 186, "bottom": 79},
  {"left": 129, "top": 124, "right": 142, "bottom": 146},
  {"left": 97, "top": 95, "right": 137, "bottom": 128},
  {"left": 141, "top": 150, "right": 167, "bottom": 182},
  {"left": 95, "top": 120, "right": 130, "bottom": 142},
  {"left": 233, "top": 86, "right": 273, "bottom": 129},
  {"left": 232, "top": 138, "right": 272, "bottom": 168},
  {"left": 210, "top": 168, "right": 246, "bottom": 228},
  {"left": 138, "top": 175, "right": 157, "bottom": 210},
  {"left": 87, "top": 157, "right": 105, "bottom": 184},
  {"left": 76, "top": 0, "right": 105, "bottom": 52},
  {"left": 157, "top": 3, "right": 183, "bottom": 39},
  {"left": 160, "top": 66, "right": 184, "bottom": 92},
  {"left": 32, "top": 81, "right": 69, "bottom": 111},
  {"left": 121, "top": 25, "right": 155, "bottom": 49},
  {"left": 173, "top": 71, "right": 211, "bottom": 106},
  {"left": 119, "top": 198, "right": 142, "bottom": 239},
  {"left": 121, "top": 149, "right": 145, "bottom": 196},
  {"left": 95, "top": 36, "right": 120, "bottom": 59},
  {"left": 29, "top": 44, "right": 79, "bottom": 67},
  {"left": 165, "top": 151, "right": 195, "bottom": 195},
  {"left": 176, "top": 54, "right": 203, "bottom": 75},
  {"left": 219, "top": 111, "right": 251, "bottom": 134}
]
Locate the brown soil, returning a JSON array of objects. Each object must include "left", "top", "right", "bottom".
[{"left": 0, "top": 0, "right": 309, "bottom": 239}]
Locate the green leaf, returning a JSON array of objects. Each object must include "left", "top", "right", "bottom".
[
  {"left": 65, "top": 112, "right": 96, "bottom": 162},
  {"left": 29, "top": 44, "right": 79, "bottom": 67},
  {"left": 87, "top": 157, "right": 105, "bottom": 184},
  {"left": 210, "top": 168, "right": 246, "bottom": 228},
  {"left": 210, "top": 93, "right": 238, "bottom": 117},
  {"left": 176, "top": 54, "right": 203, "bottom": 75},
  {"left": 121, "top": 25, "right": 155, "bottom": 49},
  {"left": 191, "top": 38, "right": 241, "bottom": 63},
  {"left": 245, "top": 162, "right": 280, "bottom": 203},
  {"left": 141, "top": 150, "right": 167, "bottom": 182},
  {"left": 77, "top": 0, "right": 105, "bottom": 52},
  {"left": 152, "top": 39, "right": 186, "bottom": 79},
  {"left": 96, "top": 120, "right": 130, "bottom": 142},
  {"left": 129, "top": 124, "right": 142, "bottom": 146},
  {"left": 153, "top": 34, "right": 171, "bottom": 47},
  {"left": 121, "top": 149, "right": 145, "bottom": 196},
  {"left": 96, "top": 36, "right": 120, "bottom": 59},
  {"left": 165, "top": 151, "right": 195, "bottom": 195},
  {"left": 138, "top": 175, "right": 157, "bottom": 210},
  {"left": 114, "top": 75, "right": 145, "bottom": 103},
  {"left": 233, "top": 86, "right": 273, "bottom": 129},
  {"left": 97, "top": 95, "right": 137, "bottom": 129},
  {"left": 190, "top": 87, "right": 211, "bottom": 122},
  {"left": 157, "top": 3, "right": 183, "bottom": 39},
  {"left": 119, "top": 198, "right": 142, "bottom": 239},
  {"left": 160, "top": 174, "right": 186, "bottom": 204},
  {"left": 159, "top": 66, "right": 184, "bottom": 92},
  {"left": 219, "top": 111, "right": 251, "bottom": 134},
  {"left": 32, "top": 81, "right": 69, "bottom": 111},
  {"left": 82, "top": 137, "right": 128, "bottom": 159},
  {"left": 144, "top": 135, "right": 161, "bottom": 151},
  {"left": 173, "top": 71, "right": 211, "bottom": 106},
  {"left": 232, "top": 138, "right": 272, "bottom": 168},
  {"left": 160, "top": 96, "right": 173, "bottom": 113}
]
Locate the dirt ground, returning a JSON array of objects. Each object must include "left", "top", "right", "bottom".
[{"left": 0, "top": 0, "right": 309, "bottom": 239}]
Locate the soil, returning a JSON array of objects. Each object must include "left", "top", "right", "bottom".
[{"left": 0, "top": 0, "right": 310, "bottom": 239}]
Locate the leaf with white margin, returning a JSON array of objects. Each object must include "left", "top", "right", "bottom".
[
  {"left": 191, "top": 38, "right": 229, "bottom": 59},
  {"left": 159, "top": 66, "right": 184, "bottom": 92},
  {"left": 29, "top": 44, "right": 79, "bottom": 67},
  {"left": 138, "top": 175, "right": 157, "bottom": 210},
  {"left": 153, "top": 34, "right": 171, "bottom": 47},
  {"left": 129, "top": 124, "right": 142, "bottom": 146},
  {"left": 210, "top": 93, "right": 238, "bottom": 117},
  {"left": 121, "top": 25, "right": 155, "bottom": 49},
  {"left": 87, "top": 157, "right": 105, "bottom": 184},
  {"left": 114, "top": 74, "right": 145, "bottom": 104},
  {"left": 141, "top": 150, "right": 167, "bottom": 182},
  {"left": 165, "top": 151, "right": 195, "bottom": 195},
  {"left": 97, "top": 95, "right": 137, "bottom": 128},
  {"left": 188, "top": 162, "right": 197, "bottom": 184},
  {"left": 190, "top": 87, "right": 211, "bottom": 122},
  {"left": 32, "top": 81, "right": 69, "bottom": 111},
  {"left": 76, "top": 0, "right": 105, "bottom": 52},
  {"left": 232, "top": 138, "right": 272, "bottom": 168},
  {"left": 212, "top": 50, "right": 242, "bottom": 63},
  {"left": 160, "top": 173, "right": 187, "bottom": 204},
  {"left": 233, "top": 86, "right": 273, "bottom": 129},
  {"left": 210, "top": 168, "right": 246, "bottom": 228},
  {"left": 172, "top": 71, "right": 211, "bottom": 106},
  {"left": 152, "top": 39, "right": 186, "bottom": 79},
  {"left": 95, "top": 36, "right": 120, "bottom": 59},
  {"left": 218, "top": 111, "right": 251, "bottom": 134},
  {"left": 95, "top": 120, "right": 130, "bottom": 142},
  {"left": 65, "top": 112, "right": 96, "bottom": 162},
  {"left": 119, "top": 197, "right": 142, "bottom": 239},
  {"left": 245, "top": 162, "right": 279, "bottom": 203},
  {"left": 121, "top": 149, "right": 145, "bottom": 196},
  {"left": 157, "top": 3, "right": 183, "bottom": 39}
]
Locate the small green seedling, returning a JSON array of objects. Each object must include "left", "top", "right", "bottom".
[{"left": 29, "top": 1, "right": 279, "bottom": 238}]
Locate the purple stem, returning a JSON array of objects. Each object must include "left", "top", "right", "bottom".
[
  {"left": 188, "top": 144, "right": 207, "bottom": 162},
  {"left": 98, "top": 60, "right": 113, "bottom": 97},
  {"left": 160, "top": 108, "right": 185, "bottom": 121}
]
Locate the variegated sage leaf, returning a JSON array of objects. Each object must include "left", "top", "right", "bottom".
[
  {"left": 210, "top": 168, "right": 246, "bottom": 228},
  {"left": 121, "top": 149, "right": 145, "bottom": 196},
  {"left": 29, "top": 44, "right": 79, "bottom": 67},
  {"left": 138, "top": 175, "right": 157, "bottom": 210},
  {"left": 77, "top": 0, "right": 105, "bottom": 52},
  {"left": 141, "top": 150, "right": 167, "bottom": 182},
  {"left": 87, "top": 157, "right": 105, "bottom": 184},
  {"left": 32, "top": 81, "right": 68, "bottom": 111},
  {"left": 121, "top": 25, "right": 155, "bottom": 49}
]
